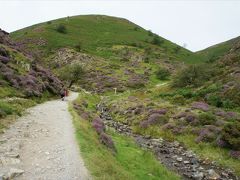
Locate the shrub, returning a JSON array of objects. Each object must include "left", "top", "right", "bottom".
[
  {"left": 56, "top": 24, "right": 67, "bottom": 34},
  {"left": 148, "top": 109, "right": 167, "bottom": 115},
  {"left": 195, "top": 128, "right": 215, "bottom": 143},
  {"left": 171, "top": 94, "right": 185, "bottom": 105},
  {"left": 133, "top": 27, "right": 139, "bottom": 31},
  {"left": 151, "top": 36, "right": 164, "bottom": 46},
  {"left": 100, "top": 132, "right": 116, "bottom": 151},
  {"left": 140, "top": 114, "right": 168, "bottom": 128},
  {"left": 47, "top": 21, "right": 52, "bottom": 25},
  {"left": 222, "top": 100, "right": 237, "bottom": 109},
  {"left": 192, "top": 101, "right": 209, "bottom": 112},
  {"left": 148, "top": 30, "right": 154, "bottom": 36},
  {"left": 206, "top": 94, "right": 223, "bottom": 107},
  {"left": 221, "top": 121, "right": 240, "bottom": 150},
  {"left": 58, "top": 63, "right": 85, "bottom": 88},
  {"left": 229, "top": 150, "right": 240, "bottom": 159},
  {"left": 74, "top": 42, "right": 82, "bottom": 52},
  {"left": 92, "top": 117, "right": 105, "bottom": 134},
  {"left": 172, "top": 64, "right": 216, "bottom": 88},
  {"left": 198, "top": 112, "right": 216, "bottom": 125},
  {"left": 0, "top": 101, "right": 14, "bottom": 116},
  {"left": 156, "top": 67, "right": 171, "bottom": 80},
  {"left": 174, "top": 46, "right": 181, "bottom": 54},
  {"left": 144, "top": 57, "right": 149, "bottom": 63}
]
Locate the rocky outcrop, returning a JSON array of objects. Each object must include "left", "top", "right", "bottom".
[{"left": 97, "top": 103, "right": 239, "bottom": 180}]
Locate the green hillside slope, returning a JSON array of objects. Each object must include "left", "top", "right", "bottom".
[
  {"left": 10, "top": 15, "right": 205, "bottom": 93},
  {"left": 197, "top": 36, "right": 240, "bottom": 62},
  {"left": 11, "top": 15, "right": 196, "bottom": 62}
]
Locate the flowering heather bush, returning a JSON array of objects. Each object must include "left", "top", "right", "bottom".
[
  {"left": 214, "top": 110, "right": 226, "bottom": 117},
  {"left": 81, "top": 112, "right": 90, "bottom": 120},
  {"left": 195, "top": 126, "right": 220, "bottom": 143},
  {"left": 140, "top": 114, "right": 168, "bottom": 128},
  {"left": 100, "top": 132, "right": 116, "bottom": 151},
  {"left": 149, "top": 109, "right": 167, "bottom": 115},
  {"left": 161, "top": 122, "right": 175, "bottom": 130},
  {"left": 226, "top": 112, "right": 237, "bottom": 119},
  {"left": 186, "top": 114, "right": 197, "bottom": 122},
  {"left": 92, "top": 117, "right": 105, "bottom": 134},
  {"left": 0, "top": 56, "right": 10, "bottom": 64},
  {"left": 215, "top": 119, "right": 226, "bottom": 126},
  {"left": 216, "top": 136, "right": 228, "bottom": 148},
  {"left": 191, "top": 101, "right": 209, "bottom": 111},
  {"left": 229, "top": 150, "right": 240, "bottom": 160},
  {"left": 174, "top": 112, "right": 187, "bottom": 119}
]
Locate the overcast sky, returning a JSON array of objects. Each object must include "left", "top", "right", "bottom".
[{"left": 0, "top": 0, "right": 239, "bottom": 51}]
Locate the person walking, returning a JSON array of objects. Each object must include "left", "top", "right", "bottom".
[{"left": 60, "top": 89, "right": 65, "bottom": 101}]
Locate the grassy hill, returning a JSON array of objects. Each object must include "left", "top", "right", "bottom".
[
  {"left": 11, "top": 15, "right": 200, "bottom": 62},
  {"left": 11, "top": 15, "right": 206, "bottom": 93},
  {"left": 197, "top": 36, "right": 240, "bottom": 62}
]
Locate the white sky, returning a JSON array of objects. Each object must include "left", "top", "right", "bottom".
[{"left": 0, "top": 0, "right": 239, "bottom": 52}]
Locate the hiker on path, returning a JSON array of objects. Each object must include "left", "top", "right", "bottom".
[{"left": 60, "top": 89, "right": 66, "bottom": 101}]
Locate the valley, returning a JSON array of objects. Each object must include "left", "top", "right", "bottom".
[{"left": 0, "top": 15, "right": 239, "bottom": 179}]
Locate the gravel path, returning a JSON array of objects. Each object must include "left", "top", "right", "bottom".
[{"left": 0, "top": 92, "right": 91, "bottom": 180}]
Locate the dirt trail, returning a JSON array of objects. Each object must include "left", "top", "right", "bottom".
[{"left": 0, "top": 92, "right": 91, "bottom": 180}]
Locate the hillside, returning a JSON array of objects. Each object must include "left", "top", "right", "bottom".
[
  {"left": 0, "top": 28, "right": 63, "bottom": 131},
  {"left": 2, "top": 15, "right": 240, "bottom": 179},
  {"left": 11, "top": 15, "right": 193, "bottom": 61},
  {"left": 11, "top": 15, "right": 205, "bottom": 93},
  {"left": 197, "top": 36, "right": 240, "bottom": 62}
]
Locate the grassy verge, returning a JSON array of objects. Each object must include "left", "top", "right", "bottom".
[{"left": 69, "top": 93, "right": 180, "bottom": 180}]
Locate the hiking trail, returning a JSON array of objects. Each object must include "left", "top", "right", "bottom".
[{"left": 0, "top": 92, "right": 90, "bottom": 180}]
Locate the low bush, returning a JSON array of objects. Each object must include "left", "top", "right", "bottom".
[
  {"left": 221, "top": 121, "right": 240, "bottom": 150},
  {"left": 0, "top": 101, "right": 14, "bottom": 117},
  {"left": 140, "top": 114, "right": 168, "bottom": 128},
  {"left": 192, "top": 101, "right": 209, "bottom": 112},
  {"left": 151, "top": 36, "right": 164, "bottom": 46},
  {"left": 172, "top": 64, "right": 217, "bottom": 88},
  {"left": 92, "top": 117, "right": 105, "bottom": 134},
  {"left": 56, "top": 24, "right": 67, "bottom": 34},
  {"left": 100, "top": 132, "right": 116, "bottom": 152},
  {"left": 198, "top": 112, "right": 216, "bottom": 125},
  {"left": 156, "top": 67, "right": 171, "bottom": 80},
  {"left": 206, "top": 94, "right": 223, "bottom": 107},
  {"left": 171, "top": 94, "right": 185, "bottom": 105}
]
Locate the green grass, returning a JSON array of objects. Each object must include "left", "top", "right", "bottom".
[
  {"left": 11, "top": 15, "right": 196, "bottom": 64},
  {"left": 177, "top": 134, "right": 240, "bottom": 176},
  {"left": 69, "top": 93, "right": 180, "bottom": 180},
  {"left": 197, "top": 36, "right": 240, "bottom": 62}
]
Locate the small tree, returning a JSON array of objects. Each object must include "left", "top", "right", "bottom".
[
  {"left": 75, "top": 42, "right": 82, "bottom": 52},
  {"left": 148, "top": 30, "right": 154, "bottom": 36},
  {"left": 152, "top": 36, "right": 164, "bottom": 46},
  {"left": 174, "top": 46, "right": 181, "bottom": 54},
  {"left": 172, "top": 64, "right": 216, "bottom": 88},
  {"left": 156, "top": 67, "right": 171, "bottom": 80},
  {"left": 59, "top": 64, "right": 85, "bottom": 88},
  {"left": 56, "top": 24, "right": 67, "bottom": 34}
]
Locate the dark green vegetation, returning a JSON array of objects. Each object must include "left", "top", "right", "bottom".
[
  {"left": 58, "top": 63, "right": 85, "bottom": 88},
  {"left": 8, "top": 15, "right": 240, "bottom": 177},
  {"left": 70, "top": 92, "right": 180, "bottom": 180}
]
